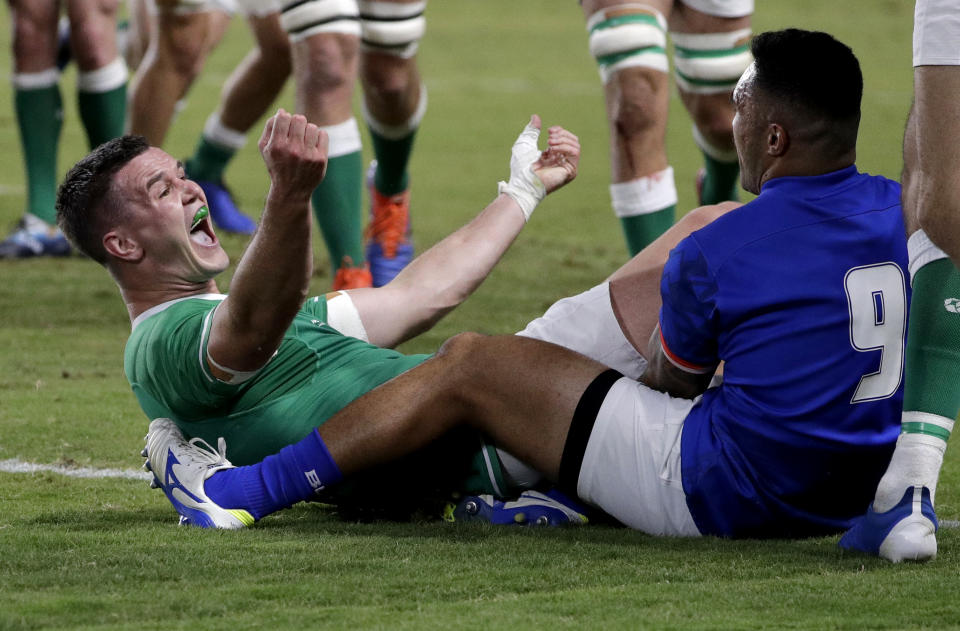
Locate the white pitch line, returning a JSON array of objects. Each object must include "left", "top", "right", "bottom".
[
  {"left": 1, "top": 458, "right": 958, "bottom": 530},
  {"left": 0, "top": 458, "right": 151, "bottom": 482}
]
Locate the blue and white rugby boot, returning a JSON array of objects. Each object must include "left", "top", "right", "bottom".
[
  {"left": 143, "top": 418, "right": 254, "bottom": 529},
  {"left": 839, "top": 486, "right": 938, "bottom": 562},
  {"left": 0, "top": 216, "right": 71, "bottom": 259},
  {"left": 448, "top": 489, "right": 589, "bottom": 527}
]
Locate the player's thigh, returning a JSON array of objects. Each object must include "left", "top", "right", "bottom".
[
  {"left": 8, "top": 0, "right": 60, "bottom": 71},
  {"left": 575, "top": 377, "right": 700, "bottom": 536}
]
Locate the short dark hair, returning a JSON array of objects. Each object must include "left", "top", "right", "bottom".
[
  {"left": 751, "top": 29, "right": 862, "bottom": 131},
  {"left": 56, "top": 136, "right": 150, "bottom": 265}
]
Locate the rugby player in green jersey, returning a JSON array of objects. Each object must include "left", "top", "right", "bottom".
[{"left": 57, "top": 107, "right": 590, "bottom": 521}]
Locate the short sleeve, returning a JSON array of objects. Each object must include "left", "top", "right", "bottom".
[
  {"left": 658, "top": 236, "right": 721, "bottom": 373},
  {"left": 130, "top": 302, "right": 241, "bottom": 418}
]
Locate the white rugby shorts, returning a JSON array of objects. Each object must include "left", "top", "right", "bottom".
[
  {"left": 678, "top": 0, "right": 753, "bottom": 18},
  {"left": 169, "top": 0, "right": 281, "bottom": 16},
  {"left": 517, "top": 282, "right": 700, "bottom": 536},
  {"left": 914, "top": 0, "right": 960, "bottom": 66}
]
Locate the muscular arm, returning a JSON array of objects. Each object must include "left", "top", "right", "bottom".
[
  {"left": 206, "top": 110, "right": 328, "bottom": 378},
  {"left": 641, "top": 324, "right": 716, "bottom": 399},
  {"left": 350, "top": 117, "right": 582, "bottom": 348}
]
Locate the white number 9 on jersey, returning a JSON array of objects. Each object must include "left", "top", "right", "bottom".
[{"left": 844, "top": 262, "right": 908, "bottom": 403}]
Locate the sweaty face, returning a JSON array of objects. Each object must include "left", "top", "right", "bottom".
[
  {"left": 113, "top": 148, "right": 229, "bottom": 282},
  {"left": 731, "top": 63, "right": 765, "bottom": 195}
]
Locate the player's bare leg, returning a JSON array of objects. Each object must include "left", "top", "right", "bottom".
[
  {"left": 668, "top": 1, "right": 751, "bottom": 205},
  {"left": 608, "top": 202, "right": 738, "bottom": 355},
  {"left": 185, "top": 10, "right": 291, "bottom": 234},
  {"left": 282, "top": 0, "right": 369, "bottom": 287},
  {"left": 123, "top": 0, "right": 152, "bottom": 70},
  {"left": 67, "top": 0, "right": 128, "bottom": 149},
  {"left": 0, "top": 0, "right": 72, "bottom": 259},
  {"left": 359, "top": 0, "right": 426, "bottom": 286},
  {"left": 127, "top": 1, "right": 230, "bottom": 144},
  {"left": 582, "top": 0, "right": 674, "bottom": 256},
  {"left": 339, "top": 205, "right": 742, "bottom": 477},
  {"left": 841, "top": 61, "right": 960, "bottom": 562}
]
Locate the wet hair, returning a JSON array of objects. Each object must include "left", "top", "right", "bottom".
[
  {"left": 56, "top": 136, "right": 150, "bottom": 265},
  {"left": 750, "top": 29, "right": 862, "bottom": 148}
]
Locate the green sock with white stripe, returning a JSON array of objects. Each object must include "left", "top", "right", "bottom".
[
  {"left": 76, "top": 57, "right": 127, "bottom": 148},
  {"left": 872, "top": 237, "right": 960, "bottom": 511},
  {"left": 14, "top": 70, "right": 63, "bottom": 224},
  {"left": 902, "top": 258, "right": 960, "bottom": 423},
  {"left": 611, "top": 168, "right": 677, "bottom": 256}
]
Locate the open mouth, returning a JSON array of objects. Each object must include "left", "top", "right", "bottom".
[{"left": 188, "top": 206, "right": 217, "bottom": 246}]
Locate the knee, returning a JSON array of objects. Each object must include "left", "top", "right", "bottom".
[
  {"left": 609, "top": 70, "right": 665, "bottom": 142},
  {"left": 684, "top": 200, "right": 741, "bottom": 229},
  {"left": 69, "top": 21, "right": 118, "bottom": 70},
  {"left": 295, "top": 36, "right": 357, "bottom": 95},
  {"left": 436, "top": 331, "right": 487, "bottom": 362},
  {"left": 362, "top": 61, "right": 414, "bottom": 105},
  {"left": 688, "top": 97, "right": 735, "bottom": 147},
  {"left": 12, "top": 11, "right": 57, "bottom": 63},
  {"left": 154, "top": 15, "right": 212, "bottom": 81}
]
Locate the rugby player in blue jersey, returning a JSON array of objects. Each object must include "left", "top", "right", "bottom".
[{"left": 145, "top": 29, "right": 912, "bottom": 538}]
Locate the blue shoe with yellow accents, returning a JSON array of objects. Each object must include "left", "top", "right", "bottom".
[
  {"left": 447, "top": 489, "right": 589, "bottom": 527},
  {"left": 143, "top": 418, "right": 254, "bottom": 529},
  {"left": 839, "top": 486, "right": 938, "bottom": 562}
]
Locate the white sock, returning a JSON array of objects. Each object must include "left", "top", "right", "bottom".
[{"left": 874, "top": 429, "right": 947, "bottom": 512}]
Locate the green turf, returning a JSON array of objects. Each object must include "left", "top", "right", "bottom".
[{"left": 3, "top": 1, "right": 959, "bottom": 629}]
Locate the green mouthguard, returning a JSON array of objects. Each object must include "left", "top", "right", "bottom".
[{"left": 190, "top": 206, "right": 209, "bottom": 231}]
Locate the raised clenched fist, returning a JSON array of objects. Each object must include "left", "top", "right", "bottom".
[{"left": 258, "top": 108, "right": 329, "bottom": 203}]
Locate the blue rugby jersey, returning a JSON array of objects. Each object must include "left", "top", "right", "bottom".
[{"left": 658, "top": 166, "right": 909, "bottom": 538}]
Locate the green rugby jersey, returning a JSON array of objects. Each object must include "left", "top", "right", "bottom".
[{"left": 123, "top": 294, "right": 507, "bottom": 499}]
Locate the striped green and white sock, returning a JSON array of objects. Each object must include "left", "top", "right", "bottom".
[
  {"left": 312, "top": 118, "right": 364, "bottom": 273},
  {"left": 77, "top": 57, "right": 127, "bottom": 148},
  {"left": 873, "top": 232, "right": 960, "bottom": 511},
  {"left": 611, "top": 167, "right": 677, "bottom": 256}
]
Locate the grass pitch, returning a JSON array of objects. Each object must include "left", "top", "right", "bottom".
[{"left": 3, "top": 1, "right": 960, "bottom": 629}]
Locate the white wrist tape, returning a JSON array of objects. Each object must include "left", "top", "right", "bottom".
[{"left": 498, "top": 121, "right": 546, "bottom": 222}]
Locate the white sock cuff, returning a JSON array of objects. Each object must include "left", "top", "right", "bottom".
[
  {"left": 322, "top": 117, "right": 363, "bottom": 158},
  {"left": 903, "top": 410, "right": 955, "bottom": 435},
  {"left": 610, "top": 167, "right": 677, "bottom": 218},
  {"left": 907, "top": 229, "right": 950, "bottom": 284},
  {"left": 77, "top": 57, "right": 128, "bottom": 93},
  {"left": 361, "top": 83, "right": 427, "bottom": 140},
  {"left": 203, "top": 113, "right": 248, "bottom": 151},
  {"left": 692, "top": 125, "right": 738, "bottom": 163},
  {"left": 495, "top": 448, "right": 542, "bottom": 489},
  {"left": 897, "top": 430, "right": 949, "bottom": 452},
  {"left": 12, "top": 68, "right": 60, "bottom": 90},
  {"left": 23, "top": 213, "right": 53, "bottom": 232}
]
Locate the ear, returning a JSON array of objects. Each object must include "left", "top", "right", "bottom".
[
  {"left": 767, "top": 123, "right": 789, "bottom": 157},
  {"left": 103, "top": 230, "right": 144, "bottom": 263}
]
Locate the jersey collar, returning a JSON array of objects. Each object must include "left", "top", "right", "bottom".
[{"left": 131, "top": 293, "right": 226, "bottom": 331}]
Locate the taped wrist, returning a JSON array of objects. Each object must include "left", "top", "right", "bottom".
[{"left": 498, "top": 122, "right": 545, "bottom": 221}]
